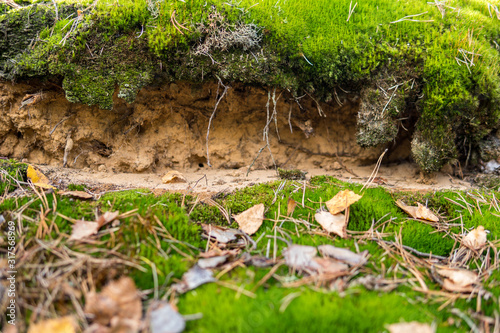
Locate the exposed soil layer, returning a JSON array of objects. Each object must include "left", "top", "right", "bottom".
[{"left": 0, "top": 79, "right": 407, "bottom": 173}]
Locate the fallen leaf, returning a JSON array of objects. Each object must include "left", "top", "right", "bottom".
[
  {"left": 201, "top": 224, "right": 240, "bottom": 243},
  {"left": 318, "top": 245, "right": 368, "bottom": 266},
  {"left": 174, "top": 265, "right": 215, "bottom": 293},
  {"left": 28, "top": 317, "right": 76, "bottom": 333},
  {"left": 386, "top": 322, "right": 435, "bottom": 333},
  {"left": 233, "top": 203, "right": 265, "bottom": 235},
  {"left": 69, "top": 221, "right": 99, "bottom": 240},
  {"left": 416, "top": 203, "right": 439, "bottom": 222},
  {"left": 313, "top": 257, "right": 349, "bottom": 275},
  {"left": 436, "top": 267, "right": 479, "bottom": 293},
  {"left": 315, "top": 210, "right": 347, "bottom": 238},
  {"left": 282, "top": 245, "right": 320, "bottom": 272},
  {"left": 325, "top": 189, "right": 362, "bottom": 215},
  {"left": 396, "top": 200, "right": 439, "bottom": 222},
  {"left": 84, "top": 277, "right": 142, "bottom": 332},
  {"left": 149, "top": 301, "right": 185, "bottom": 333},
  {"left": 287, "top": 198, "right": 297, "bottom": 216},
  {"left": 463, "top": 226, "right": 487, "bottom": 250},
  {"left": 198, "top": 249, "right": 240, "bottom": 258},
  {"left": 197, "top": 255, "right": 228, "bottom": 269},
  {"left": 60, "top": 190, "right": 94, "bottom": 200},
  {"left": 27, "top": 165, "right": 55, "bottom": 189},
  {"left": 162, "top": 170, "right": 187, "bottom": 184},
  {"left": 96, "top": 211, "right": 120, "bottom": 228}
]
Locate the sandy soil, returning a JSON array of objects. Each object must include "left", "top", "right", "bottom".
[{"left": 38, "top": 160, "right": 472, "bottom": 195}]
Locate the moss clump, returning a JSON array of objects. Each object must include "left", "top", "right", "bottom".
[
  {"left": 474, "top": 174, "right": 500, "bottom": 190},
  {"left": 478, "top": 134, "right": 500, "bottom": 162},
  {"left": 0, "top": 159, "right": 28, "bottom": 194},
  {"left": 277, "top": 168, "right": 307, "bottom": 180}
]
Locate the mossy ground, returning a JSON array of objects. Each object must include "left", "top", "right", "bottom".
[
  {"left": 1, "top": 0, "right": 500, "bottom": 171},
  {"left": 1, "top": 162, "right": 499, "bottom": 331}
]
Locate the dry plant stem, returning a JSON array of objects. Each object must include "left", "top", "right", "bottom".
[
  {"left": 216, "top": 281, "right": 256, "bottom": 298},
  {"left": 206, "top": 78, "right": 229, "bottom": 167},
  {"left": 390, "top": 11, "right": 434, "bottom": 23},
  {"left": 252, "top": 261, "right": 285, "bottom": 292},
  {"left": 361, "top": 148, "right": 387, "bottom": 191}
]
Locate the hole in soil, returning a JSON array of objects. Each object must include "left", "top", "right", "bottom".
[{"left": 199, "top": 163, "right": 204, "bottom": 168}]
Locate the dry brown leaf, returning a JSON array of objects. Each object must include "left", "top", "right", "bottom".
[
  {"left": 69, "top": 221, "right": 99, "bottom": 240},
  {"left": 287, "top": 198, "right": 297, "bottom": 216},
  {"left": 28, "top": 317, "right": 76, "bottom": 333},
  {"left": 162, "top": 170, "right": 187, "bottom": 184},
  {"left": 313, "top": 257, "right": 349, "bottom": 274},
  {"left": 84, "top": 277, "right": 142, "bottom": 332},
  {"left": 325, "top": 189, "right": 362, "bottom": 215},
  {"left": 27, "top": 164, "right": 55, "bottom": 189},
  {"left": 60, "top": 190, "right": 94, "bottom": 200},
  {"left": 96, "top": 211, "right": 120, "bottom": 228},
  {"left": 396, "top": 200, "right": 439, "bottom": 222},
  {"left": 315, "top": 210, "right": 347, "bottom": 238},
  {"left": 199, "top": 249, "right": 240, "bottom": 258},
  {"left": 283, "top": 245, "right": 319, "bottom": 271},
  {"left": 318, "top": 245, "right": 368, "bottom": 266},
  {"left": 463, "top": 226, "right": 488, "bottom": 250},
  {"left": 386, "top": 322, "right": 435, "bottom": 333},
  {"left": 416, "top": 203, "right": 439, "bottom": 222},
  {"left": 233, "top": 203, "right": 265, "bottom": 235},
  {"left": 436, "top": 267, "right": 479, "bottom": 293}
]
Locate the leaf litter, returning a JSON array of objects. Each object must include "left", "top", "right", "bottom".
[{"left": 13, "top": 174, "right": 500, "bottom": 332}]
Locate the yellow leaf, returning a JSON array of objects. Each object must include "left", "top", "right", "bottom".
[
  {"left": 325, "top": 190, "right": 362, "bottom": 215},
  {"left": 28, "top": 316, "right": 76, "bottom": 333},
  {"left": 27, "top": 165, "right": 55, "bottom": 189}
]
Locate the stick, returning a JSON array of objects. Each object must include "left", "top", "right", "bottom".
[{"left": 206, "top": 78, "right": 229, "bottom": 167}]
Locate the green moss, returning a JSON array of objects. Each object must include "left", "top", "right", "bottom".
[
  {"left": 277, "top": 168, "right": 306, "bottom": 180},
  {"left": 2, "top": 177, "right": 500, "bottom": 330}
]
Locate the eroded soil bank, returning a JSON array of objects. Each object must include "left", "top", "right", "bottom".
[{"left": 0, "top": 79, "right": 413, "bottom": 173}]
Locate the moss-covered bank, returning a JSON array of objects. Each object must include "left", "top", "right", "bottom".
[{"left": 1, "top": 0, "right": 500, "bottom": 172}]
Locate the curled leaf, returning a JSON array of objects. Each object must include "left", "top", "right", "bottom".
[
  {"left": 463, "top": 226, "right": 487, "bottom": 250},
  {"left": 315, "top": 210, "right": 347, "bottom": 238},
  {"left": 325, "top": 190, "right": 362, "bottom": 215},
  {"left": 318, "top": 245, "right": 368, "bottom": 266},
  {"left": 162, "top": 170, "right": 187, "bottom": 184},
  {"left": 84, "top": 277, "right": 142, "bottom": 332},
  {"left": 27, "top": 165, "right": 55, "bottom": 189},
  {"left": 396, "top": 200, "right": 439, "bottom": 222},
  {"left": 233, "top": 203, "right": 265, "bottom": 235},
  {"left": 435, "top": 267, "right": 479, "bottom": 293}
]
